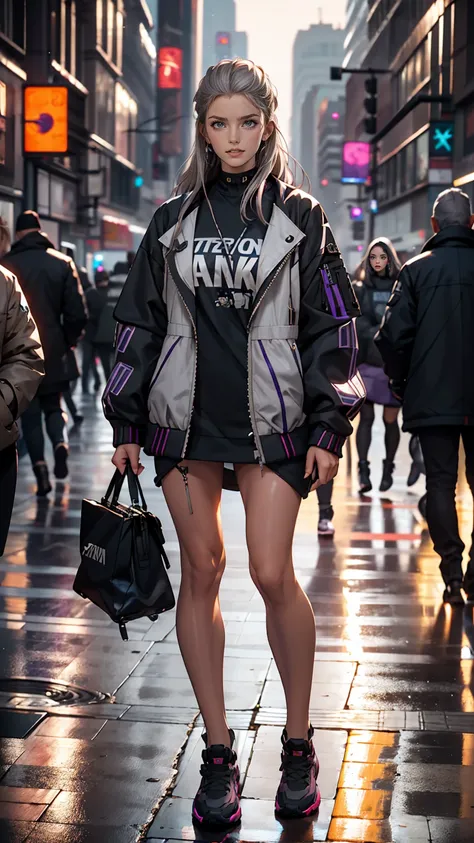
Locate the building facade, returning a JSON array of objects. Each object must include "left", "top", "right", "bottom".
[
  {"left": 344, "top": 0, "right": 471, "bottom": 260},
  {"left": 343, "top": 0, "right": 369, "bottom": 69},
  {"left": 201, "top": 0, "right": 247, "bottom": 76},
  {"left": 291, "top": 24, "right": 344, "bottom": 178},
  {"left": 318, "top": 97, "right": 347, "bottom": 247},
  {"left": 0, "top": 0, "right": 159, "bottom": 271}
]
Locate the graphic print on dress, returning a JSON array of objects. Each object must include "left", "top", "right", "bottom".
[{"left": 193, "top": 236, "right": 263, "bottom": 310}]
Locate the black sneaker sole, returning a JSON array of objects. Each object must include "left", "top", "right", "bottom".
[
  {"left": 275, "top": 789, "right": 322, "bottom": 819},
  {"left": 192, "top": 806, "right": 241, "bottom": 829},
  {"left": 54, "top": 445, "right": 69, "bottom": 479}
]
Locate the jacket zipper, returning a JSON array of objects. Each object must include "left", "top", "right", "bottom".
[
  {"left": 290, "top": 341, "right": 303, "bottom": 379},
  {"left": 247, "top": 246, "right": 298, "bottom": 466}
]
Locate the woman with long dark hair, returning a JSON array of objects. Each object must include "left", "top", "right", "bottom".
[
  {"left": 354, "top": 237, "right": 401, "bottom": 493},
  {"left": 104, "top": 59, "right": 364, "bottom": 829}
]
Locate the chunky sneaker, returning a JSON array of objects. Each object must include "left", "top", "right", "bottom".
[
  {"left": 53, "top": 443, "right": 69, "bottom": 479},
  {"left": 275, "top": 726, "right": 321, "bottom": 819},
  {"left": 318, "top": 517, "right": 335, "bottom": 538},
  {"left": 192, "top": 729, "right": 241, "bottom": 829},
  {"left": 443, "top": 580, "right": 465, "bottom": 606}
]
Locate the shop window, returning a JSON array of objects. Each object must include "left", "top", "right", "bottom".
[
  {"left": 95, "top": 63, "right": 115, "bottom": 145},
  {"left": 115, "top": 83, "right": 137, "bottom": 163},
  {"left": 0, "top": 0, "right": 26, "bottom": 50},
  {"left": 96, "top": 0, "right": 123, "bottom": 71}
]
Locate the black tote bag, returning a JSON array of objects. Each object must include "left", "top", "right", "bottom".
[{"left": 73, "top": 466, "right": 175, "bottom": 640}]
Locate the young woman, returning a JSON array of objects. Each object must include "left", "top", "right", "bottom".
[
  {"left": 354, "top": 238, "right": 402, "bottom": 494},
  {"left": 104, "top": 59, "right": 364, "bottom": 829}
]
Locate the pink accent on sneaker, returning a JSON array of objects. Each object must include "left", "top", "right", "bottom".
[
  {"left": 292, "top": 750, "right": 304, "bottom": 756},
  {"left": 229, "top": 807, "right": 242, "bottom": 822},
  {"left": 302, "top": 791, "right": 322, "bottom": 815},
  {"left": 213, "top": 757, "right": 224, "bottom": 764},
  {"left": 192, "top": 806, "right": 204, "bottom": 822},
  {"left": 275, "top": 799, "right": 281, "bottom": 811}
]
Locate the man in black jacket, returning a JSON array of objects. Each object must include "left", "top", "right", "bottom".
[
  {"left": 376, "top": 188, "right": 474, "bottom": 605},
  {"left": 3, "top": 211, "right": 87, "bottom": 495}
]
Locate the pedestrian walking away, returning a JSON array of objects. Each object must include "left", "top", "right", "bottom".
[
  {"left": 2, "top": 211, "right": 87, "bottom": 496},
  {"left": 79, "top": 267, "right": 102, "bottom": 395},
  {"left": 376, "top": 187, "right": 474, "bottom": 606},
  {"left": 104, "top": 59, "right": 365, "bottom": 829},
  {"left": 0, "top": 260, "right": 44, "bottom": 553},
  {"left": 92, "top": 269, "right": 116, "bottom": 382},
  {"left": 354, "top": 238, "right": 402, "bottom": 494}
]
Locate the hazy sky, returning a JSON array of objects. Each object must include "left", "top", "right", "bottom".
[{"left": 235, "top": 0, "right": 346, "bottom": 142}]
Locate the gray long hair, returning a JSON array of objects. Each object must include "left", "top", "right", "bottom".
[{"left": 174, "top": 59, "right": 303, "bottom": 228}]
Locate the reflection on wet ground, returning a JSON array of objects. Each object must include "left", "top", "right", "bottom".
[{"left": 0, "top": 400, "right": 473, "bottom": 842}]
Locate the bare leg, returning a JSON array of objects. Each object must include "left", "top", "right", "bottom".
[
  {"left": 162, "top": 461, "right": 230, "bottom": 747},
  {"left": 235, "top": 465, "right": 315, "bottom": 739}
]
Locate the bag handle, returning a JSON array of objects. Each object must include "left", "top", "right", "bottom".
[{"left": 102, "top": 464, "right": 148, "bottom": 511}]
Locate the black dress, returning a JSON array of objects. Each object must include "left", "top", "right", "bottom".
[{"left": 154, "top": 169, "right": 309, "bottom": 497}]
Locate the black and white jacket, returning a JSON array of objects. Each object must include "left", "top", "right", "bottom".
[{"left": 103, "top": 178, "right": 365, "bottom": 464}]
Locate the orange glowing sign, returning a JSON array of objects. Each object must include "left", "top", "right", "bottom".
[
  {"left": 158, "top": 47, "right": 183, "bottom": 90},
  {"left": 24, "top": 86, "right": 68, "bottom": 154}
]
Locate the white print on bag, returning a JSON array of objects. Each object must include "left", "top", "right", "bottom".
[
  {"left": 82, "top": 543, "right": 106, "bottom": 565},
  {"left": 193, "top": 237, "right": 261, "bottom": 292}
]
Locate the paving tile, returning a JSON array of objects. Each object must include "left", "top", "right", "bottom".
[
  {"left": 0, "top": 787, "right": 59, "bottom": 804},
  {"left": 0, "top": 740, "right": 26, "bottom": 766},
  {"left": 0, "top": 819, "right": 35, "bottom": 843},
  {"left": 338, "top": 761, "right": 398, "bottom": 791},
  {"left": 428, "top": 817, "right": 474, "bottom": 842},
  {"left": 115, "top": 675, "right": 263, "bottom": 709},
  {"left": 328, "top": 815, "right": 430, "bottom": 842},
  {"left": 260, "top": 680, "right": 350, "bottom": 710},
  {"left": 39, "top": 787, "right": 158, "bottom": 826},
  {"left": 333, "top": 787, "right": 393, "bottom": 819},
  {"left": 24, "top": 824, "right": 138, "bottom": 842},
  {"left": 32, "top": 718, "right": 106, "bottom": 740},
  {"left": 0, "top": 801, "right": 47, "bottom": 820},
  {"left": 148, "top": 796, "right": 334, "bottom": 841},
  {"left": 0, "top": 711, "right": 46, "bottom": 739}
]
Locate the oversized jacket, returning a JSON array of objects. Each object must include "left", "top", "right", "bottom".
[
  {"left": 354, "top": 274, "right": 395, "bottom": 368},
  {"left": 375, "top": 224, "right": 474, "bottom": 431},
  {"left": 103, "top": 179, "right": 366, "bottom": 464},
  {"left": 0, "top": 267, "right": 44, "bottom": 451},
  {"left": 3, "top": 232, "right": 88, "bottom": 393}
]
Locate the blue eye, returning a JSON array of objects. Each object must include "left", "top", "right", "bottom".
[
  {"left": 243, "top": 120, "right": 257, "bottom": 128},
  {"left": 211, "top": 120, "right": 225, "bottom": 129}
]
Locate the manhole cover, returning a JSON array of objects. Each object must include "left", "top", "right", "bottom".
[{"left": 0, "top": 678, "right": 114, "bottom": 708}]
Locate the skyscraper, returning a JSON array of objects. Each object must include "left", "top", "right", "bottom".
[
  {"left": 291, "top": 24, "right": 344, "bottom": 181},
  {"left": 343, "top": 0, "right": 369, "bottom": 69},
  {"left": 202, "top": 0, "right": 248, "bottom": 76}
]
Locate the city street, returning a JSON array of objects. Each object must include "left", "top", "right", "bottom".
[{"left": 0, "top": 398, "right": 473, "bottom": 843}]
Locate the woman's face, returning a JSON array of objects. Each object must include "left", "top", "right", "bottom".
[
  {"left": 203, "top": 94, "right": 272, "bottom": 173},
  {"left": 369, "top": 245, "right": 389, "bottom": 275}
]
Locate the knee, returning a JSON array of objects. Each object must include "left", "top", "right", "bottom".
[
  {"left": 249, "top": 559, "right": 291, "bottom": 605},
  {"left": 183, "top": 542, "right": 226, "bottom": 596}
]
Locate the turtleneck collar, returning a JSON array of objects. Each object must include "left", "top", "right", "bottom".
[{"left": 217, "top": 167, "right": 258, "bottom": 189}]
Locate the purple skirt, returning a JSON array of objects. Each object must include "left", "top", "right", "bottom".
[{"left": 359, "top": 363, "right": 400, "bottom": 407}]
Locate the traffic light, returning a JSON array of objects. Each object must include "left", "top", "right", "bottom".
[
  {"left": 364, "top": 76, "right": 377, "bottom": 135},
  {"left": 352, "top": 220, "right": 365, "bottom": 241},
  {"left": 330, "top": 66, "right": 343, "bottom": 81}
]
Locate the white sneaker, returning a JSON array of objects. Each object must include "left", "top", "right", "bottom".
[{"left": 318, "top": 518, "right": 335, "bottom": 537}]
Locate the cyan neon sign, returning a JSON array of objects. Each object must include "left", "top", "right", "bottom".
[{"left": 430, "top": 122, "right": 454, "bottom": 157}]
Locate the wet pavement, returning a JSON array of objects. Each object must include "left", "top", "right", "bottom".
[{"left": 1, "top": 395, "right": 474, "bottom": 842}]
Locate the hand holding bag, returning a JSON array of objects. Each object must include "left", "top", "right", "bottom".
[{"left": 73, "top": 465, "right": 175, "bottom": 640}]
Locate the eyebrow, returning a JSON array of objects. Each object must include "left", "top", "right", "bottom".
[{"left": 208, "top": 113, "right": 260, "bottom": 121}]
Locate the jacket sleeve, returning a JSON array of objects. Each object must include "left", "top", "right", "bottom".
[
  {"left": 0, "top": 269, "right": 44, "bottom": 429},
  {"left": 297, "top": 200, "right": 365, "bottom": 457},
  {"left": 62, "top": 260, "right": 88, "bottom": 347},
  {"left": 375, "top": 266, "right": 417, "bottom": 383},
  {"left": 102, "top": 212, "right": 168, "bottom": 447}
]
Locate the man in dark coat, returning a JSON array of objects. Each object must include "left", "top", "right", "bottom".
[
  {"left": 376, "top": 188, "right": 474, "bottom": 605},
  {"left": 3, "top": 211, "right": 87, "bottom": 495}
]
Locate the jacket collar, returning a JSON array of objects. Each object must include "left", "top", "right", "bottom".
[
  {"left": 8, "top": 231, "right": 55, "bottom": 254},
  {"left": 158, "top": 183, "right": 306, "bottom": 295},
  {"left": 422, "top": 225, "right": 474, "bottom": 253}
]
